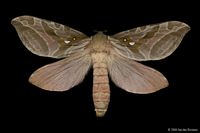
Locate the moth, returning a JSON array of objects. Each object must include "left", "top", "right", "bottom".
[{"left": 12, "top": 16, "right": 190, "bottom": 117}]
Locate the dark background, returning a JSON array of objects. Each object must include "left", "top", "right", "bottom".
[{"left": 1, "top": 0, "right": 199, "bottom": 132}]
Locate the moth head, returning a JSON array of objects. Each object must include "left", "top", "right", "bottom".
[{"left": 92, "top": 32, "right": 108, "bottom": 42}]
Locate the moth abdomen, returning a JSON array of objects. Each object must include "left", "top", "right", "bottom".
[
  {"left": 93, "top": 67, "right": 110, "bottom": 117},
  {"left": 92, "top": 57, "right": 110, "bottom": 117}
]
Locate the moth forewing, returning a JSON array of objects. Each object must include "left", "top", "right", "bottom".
[
  {"left": 111, "top": 21, "right": 190, "bottom": 61},
  {"left": 11, "top": 15, "right": 89, "bottom": 58}
]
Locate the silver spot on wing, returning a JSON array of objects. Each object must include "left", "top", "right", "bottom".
[
  {"left": 129, "top": 42, "right": 135, "bottom": 46},
  {"left": 64, "top": 40, "right": 70, "bottom": 44}
]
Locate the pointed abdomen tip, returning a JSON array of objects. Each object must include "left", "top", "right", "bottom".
[{"left": 95, "top": 109, "right": 107, "bottom": 117}]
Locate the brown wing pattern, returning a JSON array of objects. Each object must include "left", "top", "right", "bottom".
[
  {"left": 111, "top": 21, "right": 190, "bottom": 61},
  {"left": 12, "top": 15, "right": 89, "bottom": 58}
]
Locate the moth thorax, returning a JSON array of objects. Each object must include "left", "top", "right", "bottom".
[{"left": 92, "top": 32, "right": 109, "bottom": 52}]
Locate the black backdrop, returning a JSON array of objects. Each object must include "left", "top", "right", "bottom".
[{"left": 1, "top": 0, "right": 199, "bottom": 132}]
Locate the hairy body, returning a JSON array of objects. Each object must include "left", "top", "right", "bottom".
[{"left": 90, "top": 33, "right": 111, "bottom": 116}]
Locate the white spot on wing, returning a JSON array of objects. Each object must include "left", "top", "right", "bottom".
[
  {"left": 64, "top": 40, "right": 70, "bottom": 44},
  {"left": 123, "top": 38, "right": 127, "bottom": 42},
  {"left": 129, "top": 42, "right": 135, "bottom": 46}
]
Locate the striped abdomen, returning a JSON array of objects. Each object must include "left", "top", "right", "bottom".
[{"left": 92, "top": 54, "right": 110, "bottom": 117}]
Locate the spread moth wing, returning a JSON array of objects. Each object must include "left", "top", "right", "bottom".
[
  {"left": 107, "top": 51, "right": 168, "bottom": 94},
  {"left": 110, "top": 21, "right": 190, "bottom": 61},
  {"left": 29, "top": 52, "right": 92, "bottom": 91},
  {"left": 11, "top": 15, "right": 90, "bottom": 58},
  {"left": 12, "top": 15, "right": 92, "bottom": 91}
]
